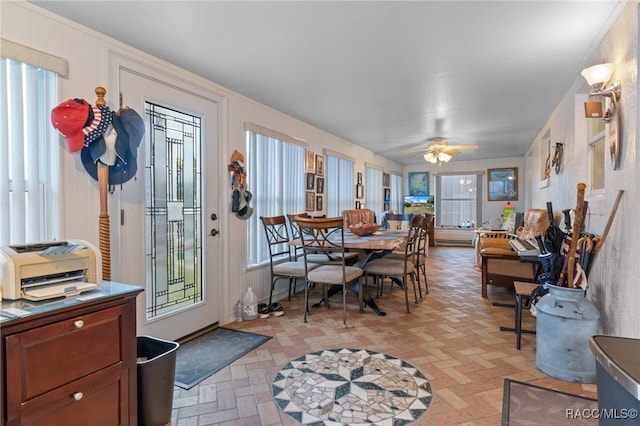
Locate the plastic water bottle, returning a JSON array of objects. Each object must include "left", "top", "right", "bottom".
[
  {"left": 235, "top": 301, "right": 243, "bottom": 322},
  {"left": 242, "top": 287, "right": 258, "bottom": 320}
]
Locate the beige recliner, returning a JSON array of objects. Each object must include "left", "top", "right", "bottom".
[
  {"left": 479, "top": 209, "right": 549, "bottom": 298},
  {"left": 342, "top": 209, "right": 376, "bottom": 228}
]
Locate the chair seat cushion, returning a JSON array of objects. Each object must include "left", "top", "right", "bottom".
[
  {"left": 364, "top": 258, "right": 415, "bottom": 275},
  {"left": 274, "top": 261, "right": 316, "bottom": 276},
  {"left": 308, "top": 265, "right": 363, "bottom": 284},
  {"left": 480, "top": 246, "right": 518, "bottom": 258}
]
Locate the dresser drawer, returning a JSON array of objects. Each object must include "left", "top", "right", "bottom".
[
  {"left": 19, "top": 362, "right": 125, "bottom": 426},
  {"left": 5, "top": 305, "right": 123, "bottom": 401}
]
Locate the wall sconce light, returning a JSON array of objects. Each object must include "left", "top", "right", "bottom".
[{"left": 581, "top": 63, "right": 621, "bottom": 123}]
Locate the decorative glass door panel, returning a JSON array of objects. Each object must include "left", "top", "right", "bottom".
[{"left": 145, "top": 103, "right": 202, "bottom": 319}]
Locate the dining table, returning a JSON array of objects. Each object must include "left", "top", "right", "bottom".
[{"left": 292, "top": 229, "right": 407, "bottom": 316}]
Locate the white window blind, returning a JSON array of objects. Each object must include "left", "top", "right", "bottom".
[
  {"left": 325, "top": 153, "right": 354, "bottom": 217},
  {"left": 435, "top": 172, "right": 482, "bottom": 228},
  {"left": 1, "top": 57, "right": 59, "bottom": 245},
  {"left": 390, "top": 172, "right": 403, "bottom": 212},
  {"left": 246, "top": 130, "right": 305, "bottom": 266},
  {"left": 365, "top": 164, "right": 383, "bottom": 218}
]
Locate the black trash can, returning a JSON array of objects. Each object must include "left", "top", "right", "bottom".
[{"left": 137, "top": 335, "right": 180, "bottom": 426}]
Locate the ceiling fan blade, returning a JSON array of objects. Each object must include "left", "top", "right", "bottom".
[
  {"left": 446, "top": 144, "right": 479, "bottom": 150},
  {"left": 441, "top": 148, "right": 460, "bottom": 156}
]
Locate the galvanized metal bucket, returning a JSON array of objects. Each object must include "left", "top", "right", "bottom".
[{"left": 535, "top": 285, "right": 600, "bottom": 383}]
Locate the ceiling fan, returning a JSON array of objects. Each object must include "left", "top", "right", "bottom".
[{"left": 405, "top": 137, "right": 479, "bottom": 163}]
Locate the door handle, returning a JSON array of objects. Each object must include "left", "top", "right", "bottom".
[{"left": 210, "top": 228, "right": 219, "bottom": 237}]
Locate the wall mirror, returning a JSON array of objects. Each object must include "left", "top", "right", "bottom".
[{"left": 487, "top": 167, "right": 518, "bottom": 201}]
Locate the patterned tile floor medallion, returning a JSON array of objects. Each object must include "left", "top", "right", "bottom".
[{"left": 272, "top": 348, "right": 432, "bottom": 425}]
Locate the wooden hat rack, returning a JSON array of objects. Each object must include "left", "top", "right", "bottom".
[{"left": 94, "top": 86, "right": 111, "bottom": 281}]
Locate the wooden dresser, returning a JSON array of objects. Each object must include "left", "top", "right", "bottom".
[{"left": 1, "top": 282, "right": 143, "bottom": 426}]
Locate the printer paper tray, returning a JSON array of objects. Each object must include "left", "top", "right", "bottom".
[{"left": 22, "top": 281, "right": 100, "bottom": 301}]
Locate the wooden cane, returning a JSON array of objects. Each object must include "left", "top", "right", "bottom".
[
  {"left": 587, "top": 189, "right": 624, "bottom": 269},
  {"left": 95, "top": 87, "right": 111, "bottom": 280},
  {"left": 562, "top": 182, "right": 586, "bottom": 287}
]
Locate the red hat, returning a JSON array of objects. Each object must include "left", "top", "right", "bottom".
[{"left": 51, "top": 99, "right": 102, "bottom": 152}]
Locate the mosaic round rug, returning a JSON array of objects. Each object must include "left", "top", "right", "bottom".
[{"left": 272, "top": 348, "right": 432, "bottom": 425}]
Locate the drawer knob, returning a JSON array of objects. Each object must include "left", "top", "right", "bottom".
[
  {"left": 74, "top": 320, "right": 84, "bottom": 329},
  {"left": 73, "top": 392, "right": 83, "bottom": 401}
]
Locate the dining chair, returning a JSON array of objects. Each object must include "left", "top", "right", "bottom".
[
  {"left": 294, "top": 216, "right": 365, "bottom": 327},
  {"left": 415, "top": 214, "right": 432, "bottom": 296},
  {"left": 287, "top": 213, "right": 359, "bottom": 265},
  {"left": 384, "top": 212, "right": 414, "bottom": 231},
  {"left": 364, "top": 214, "right": 423, "bottom": 313},
  {"left": 260, "top": 215, "right": 318, "bottom": 305}
]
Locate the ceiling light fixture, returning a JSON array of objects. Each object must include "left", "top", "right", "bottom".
[
  {"left": 581, "top": 63, "right": 621, "bottom": 123},
  {"left": 424, "top": 151, "right": 452, "bottom": 164}
]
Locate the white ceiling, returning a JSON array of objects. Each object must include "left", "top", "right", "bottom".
[{"left": 33, "top": 1, "right": 625, "bottom": 165}]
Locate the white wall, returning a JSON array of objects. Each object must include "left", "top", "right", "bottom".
[
  {"left": 525, "top": 3, "right": 639, "bottom": 338},
  {"left": 1, "top": 2, "right": 402, "bottom": 325}
]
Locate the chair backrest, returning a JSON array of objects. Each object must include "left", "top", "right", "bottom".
[
  {"left": 260, "top": 215, "right": 294, "bottom": 264},
  {"left": 518, "top": 209, "right": 549, "bottom": 239},
  {"left": 294, "top": 217, "right": 348, "bottom": 265},
  {"left": 342, "top": 209, "right": 375, "bottom": 228},
  {"left": 286, "top": 212, "right": 309, "bottom": 259},
  {"left": 385, "top": 213, "right": 414, "bottom": 231},
  {"left": 406, "top": 215, "right": 424, "bottom": 260}
]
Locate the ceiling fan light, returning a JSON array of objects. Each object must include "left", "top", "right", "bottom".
[
  {"left": 438, "top": 152, "right": 452, "bottom": 162},
  {"left": 424, "top": 153, "right": 437, "bottom": 163}
]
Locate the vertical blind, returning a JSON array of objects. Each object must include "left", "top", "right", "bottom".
[
  {"left": 365, "top": 165, "right": 383, "bottom": 216},
  {"left": 0, "top": 57, "right": 59, "bottom": 245},
  {"left": 390, "top": 172, "right": 403, "bottom": 212},
  {"left": 325, "top": 154, "right": 354, "bottom": 217},
  {"left": 246, "top": 130, "right": 305, "bottom": 266}
]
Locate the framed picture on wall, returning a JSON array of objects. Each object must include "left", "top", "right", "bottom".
[
  {"left": 384, "top": 188, "right": 390, "bottom": 201},
  {"left": 306, "top": 172, "right": 315, "bottom": 190},
  {"left": 305, "top": 191, "right": 315, "bottom": 211},
  {"left": 383, "top": 172, "right": 390, "bottom": 187},
  {"left": 316, "top": 195, "right": 323, "bottom": 211},
  {"left": 305, "top": 149, "right": 315, "bottom": 172},
  {"left": 356, "top": 184, "right": 364, "bottom": 199},
  {"left": 357, "top": 172, "right": 363, "bottom": 185},
  {"left": 316, "top": 177, "right": 324, "bottom": 194},
  {"left": 315, "top": 154, "right": 325, "bottom": 176},
  {"left": 408, "top": 172, "right": 429, "bottom": 196},
  {"left": 355, "top": 200, "right": 361, "bottom": 209},
  {"left": 487, "top": 167, "right": 518, "bottom": 201}
]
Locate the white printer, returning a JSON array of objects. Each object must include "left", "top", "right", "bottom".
[{"left": 0, "top": 240, "right": 102, "bottom": 301}]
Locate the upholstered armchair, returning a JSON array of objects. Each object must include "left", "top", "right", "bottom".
[
  {"left": 342, "top": 209, "right": 376, "bottom": 228},
  {"left": 479, "top": 209, "right": 549, "bottom": 298}
]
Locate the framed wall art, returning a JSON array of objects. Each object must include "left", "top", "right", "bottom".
[
  {"left": 316, "top": 195, "right": 323, "bottom": 211},
  {"left": 408, "top": 172, "right": 429, "bottom": 196},
  {"left": 357, "top": 172, "right": 363, "bottom": 185},
  {"left": 316, "top": 177, "right": 324, "bottom": 194},
  {"left": 315, "top": 154, "right": 325, "bottom": 176},
  {"left": 487, "top": 167, "right": 518, "bottom": 201},
  {"left": 356, "top": 184, "right": 364, "bottom": 199},
  {"left": 383, "top": 172, "right": 390, "bottom": 187},
  {"left": 305, "top": 191, "right": 315, "bottom": 211},
  {"left": 305, "top": 149, "right": 315, "bottom": 172},
  {"left": 306, "top": 172, "right": 315, "bottom": 190}
]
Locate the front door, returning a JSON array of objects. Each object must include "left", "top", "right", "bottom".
[{"left": 116, "top": 62, "right": 222, "bottom": 340}]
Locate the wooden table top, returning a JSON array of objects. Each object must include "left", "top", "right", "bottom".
[{"left": 290, "top": 230, "right": 405, "bottom": 251}]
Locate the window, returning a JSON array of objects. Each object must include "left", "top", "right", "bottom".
[
  {"left": 246, "top": 128, "right": 305, "bottom": 266},
  {"left": 325, "top": 152, "right": 354, "bottom": 217},
  {"left": 1, "top": 57, "right": 59, "bottom": 245},
  {"left": 435, "top": 173, "right": 482, "bottom": 228},
  {"left": 587, "top": 101, "right": 606, "bottom": 197},
  {"left": 390, "top": 172, "right": 403, "bottom": 212},
  {"left": 365, "top": 164, "right": 383, "bottom": 215}
]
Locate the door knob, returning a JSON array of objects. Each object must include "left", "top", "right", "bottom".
[
  {"left": 210, "top": 213, "right": 218, "bottom": 221},
  {"left": 210, "top": 228, "right": 219, "bottom": 237}
]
